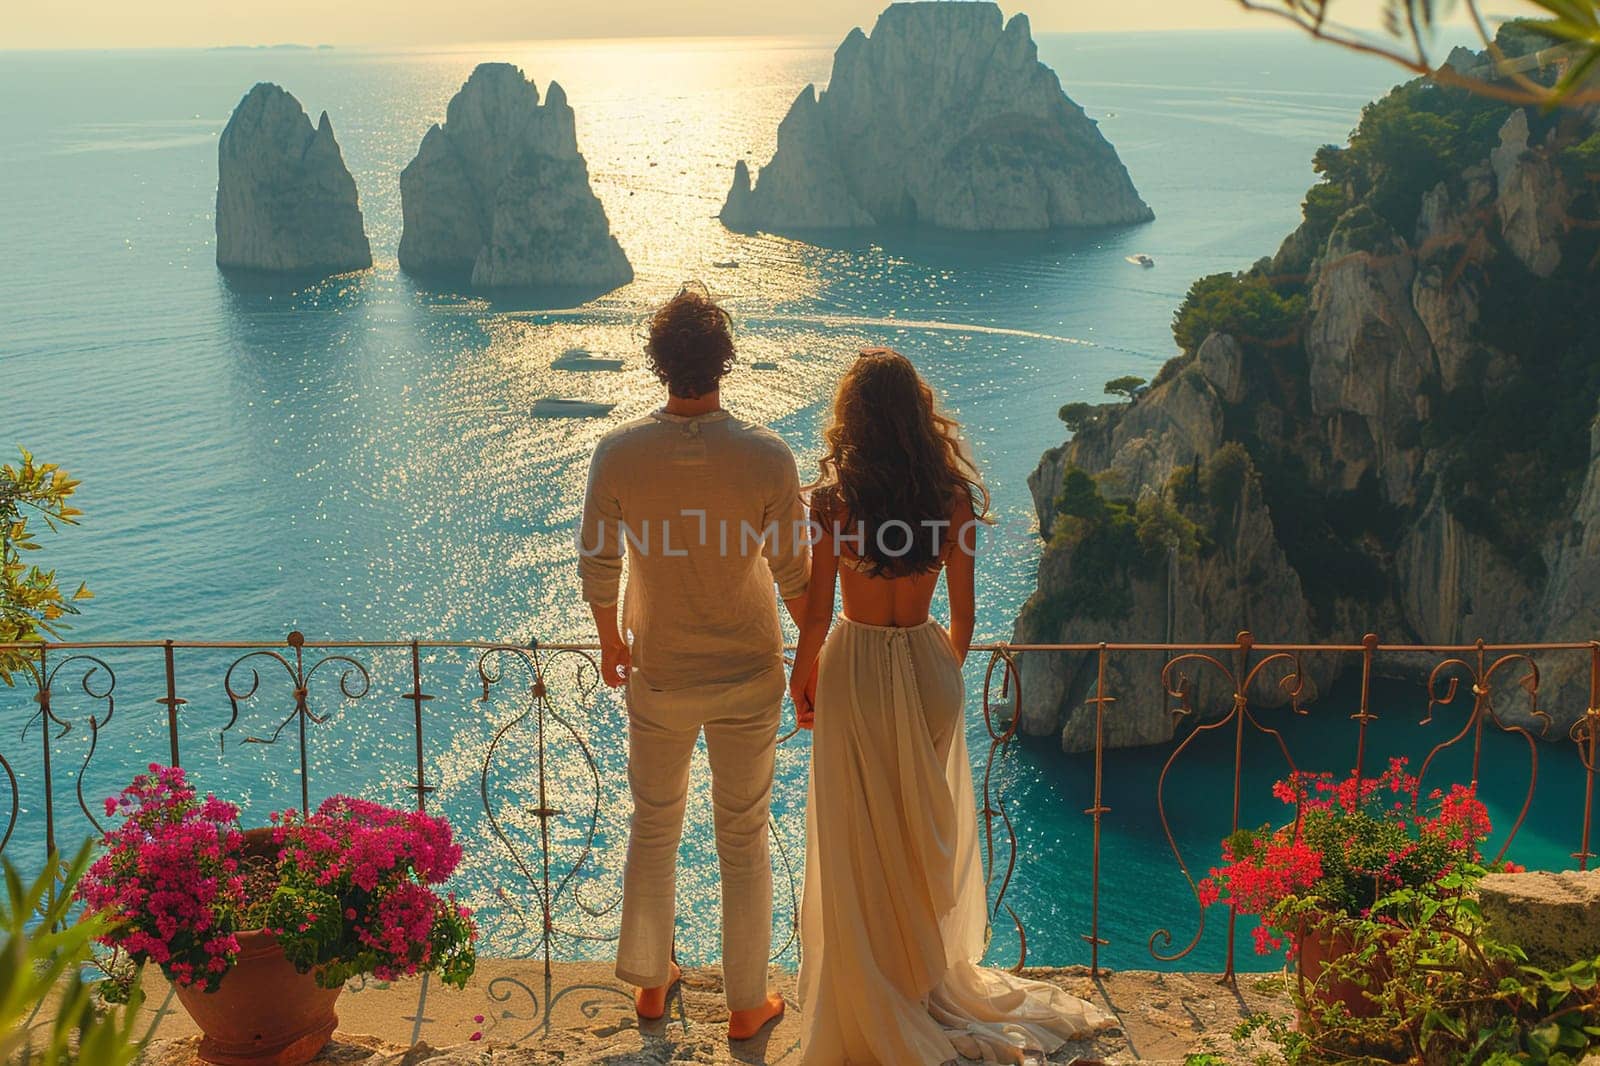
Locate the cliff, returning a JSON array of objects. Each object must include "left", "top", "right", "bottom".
[
  {"left": 1015, "top": 42, "right": 1600, "bottom": 751},
  {"left": 215, "top": 83, "right": 371, "bottom": 275},
  {"left": 720, "top": 2, "right": 1152, "bottom": 233},
  {"left": 398, "top": 64, "right": 632, "bottom": 291}
]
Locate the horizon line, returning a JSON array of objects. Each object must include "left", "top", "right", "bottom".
[{"left": 0, "top": 23, "right": 1447, "bottom": 55}]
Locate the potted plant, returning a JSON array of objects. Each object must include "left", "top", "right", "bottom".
[
  {"left": 1198, "top": 758, "right": 1496, "bottom": 1022},
  {"left": 80, "top": 765, "right": 477, "bottom": 1065}
]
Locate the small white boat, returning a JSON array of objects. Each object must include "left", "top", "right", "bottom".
[
  {"left": 749, "top": 360, "right": 779, "bottom": 370},
  {"left": 551, "top": 348, "right": 624, "bottom": 372},
  {"left": 1126, "top": 253, "right": 1155, "bottom": 268},
  {"left": 531, "top": 398, "right": 616, "bottom": 419}
]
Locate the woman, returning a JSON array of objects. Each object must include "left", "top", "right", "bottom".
[{"left": 790, "top": 349, "right": 1114, "bottom": 1064}]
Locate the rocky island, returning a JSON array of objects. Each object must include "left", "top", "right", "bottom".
[
  {"left": 215, "top": 83, "right": 371, "bottom": 276},
  {"left": 1014, "top": 34, "right": 1600, "bottom": 751},
  {"left": 721, "top": 1, "right": 1152, "bottom": 233},
  {"left": 398, "top": 63, "right": 632, "bottom": 291}
]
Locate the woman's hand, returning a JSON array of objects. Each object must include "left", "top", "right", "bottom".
[
  {"left": 790, "top": 500, "right": 837, "bottom": 732},
  {"left": 791, "top": 663, "right": 817, "bottom": 729}
]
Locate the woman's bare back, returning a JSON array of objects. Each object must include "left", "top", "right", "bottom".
[
  {"left": 833, "top": 495, "right": 975, "bottom": 630},
  {"left": 837, "top": 552, "right": 944, "bottom": 627}
]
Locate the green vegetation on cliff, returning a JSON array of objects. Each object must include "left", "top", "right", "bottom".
[
  {"left": 1171, "top": 273, "right": 1305, "bottom": 356},
  {"left": 1255, "top": 457, "right": 1400, "bottom": 620},
  {"left": 1564, "top": 132, "right": 1600, "bottom": 177},
  {"left": 1031, "top": 466, "right": 1202, "bottom": 623},
  {"left": 1057, "top": 401, "right": 1095, "bottom": 432},
  {"left": 1305, "top": 78, "right": 1508, "bottom": 242},
  {"left": 1199, "top": 441, "right": 1254, "bottom": 514},
  {"left": 1428, "top": 245, "right": 1600, "bottom": 582}
]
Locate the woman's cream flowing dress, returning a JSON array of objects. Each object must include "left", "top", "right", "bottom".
[{"left": 799, "top": 617, "right": 1115, "bottom": 1064}]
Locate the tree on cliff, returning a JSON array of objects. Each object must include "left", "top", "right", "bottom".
[
  {"left": 1058, "top": 402, "right": 1096, "bottom": 432},
  {"left": 1172, "top": 274, "right": 1305, "bottom": 355},
  {"left": 1235, "top": 0, "right": 1600, "bottom": 108},
  {"left": 1104, "top": 376, "right": 1148, "bottom": 402}
]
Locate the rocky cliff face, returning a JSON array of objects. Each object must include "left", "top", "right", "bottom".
[
  {"left": 721, "top": 2, "right": 1152, "bottom": 233},
  {"left": 1015, "top": 55, "right": 1600, "bottom": 752},
  {"left": 215, "top": 83, "right": 371, "bottom": 275},
  {"left": 398, "top": 64, "right": 632, "bottom": 291}
]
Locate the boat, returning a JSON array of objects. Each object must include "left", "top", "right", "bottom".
[
  {"left": 531, "top": 398, "right": 616, "bottom": 419},
  {"left": 551, "top": 348, "right": 624, "bottom": 372},
  {"left": 1126, "top": 253, "right": 1154, "bottom": 268},
  {"left": 749, "top": 360, "right": 779, "bottom": 370},
  {"left": 712, "top": 259, "right": 740, "bottom": 269}
]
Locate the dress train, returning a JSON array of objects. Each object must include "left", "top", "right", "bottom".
[{"left": 798, "top": 617, "right": 1115, "bottom": 1064}]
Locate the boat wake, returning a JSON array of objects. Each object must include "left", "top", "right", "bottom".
[
  {"left": 750, "top": 312, "right": 1096, "bottom": 347},
  {"left": 475, "top": 305, "right": 1150, "bottom": 355}
]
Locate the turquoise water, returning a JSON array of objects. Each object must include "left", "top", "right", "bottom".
[{"left": 5, "top": 30, "right": 1589, "bottom": 971}]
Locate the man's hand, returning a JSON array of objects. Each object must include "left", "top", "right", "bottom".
[
  {"left": 600, "top": 635, "right": 632, "bottom": 689},
  {"left": 589, "top": 603, "right": 630, "bottom": 689},
  {"left": 791, "top": 662, "right": 818, "bottom": 730}
]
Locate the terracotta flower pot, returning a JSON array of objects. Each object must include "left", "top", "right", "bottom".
[
  {"left": 171, "top": 827, "right": 340, "bottom": 1066},
  {"left": 173, "top": 930, "right": 341, "bottom": 1066},
  {"left": 1296, "top": 919, "right": 1395, "bottom": 1023}
]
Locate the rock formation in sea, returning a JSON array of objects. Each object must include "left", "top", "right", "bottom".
[
  {"left": 215, "top": 83, "right": 372, "bottom": 275},
  {"left": 1014, "top": 33, "right": 1600, "bottom": 752},
  {"left": 398, "top": 63, "right": 632, "bottom": 291},
  {"left": 720, "top": 1, "right": 1152, "bottom": 233}
]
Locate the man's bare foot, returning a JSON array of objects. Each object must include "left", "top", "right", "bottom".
[
  {"left": 635, "top": 961, "right": 682, "bottom": 1021},
  {"left": 728, "top": 993, "right": 785, "bottom": 1040}
]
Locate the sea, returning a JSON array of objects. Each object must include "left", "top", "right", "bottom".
[{"left": 2, "top": 28, "right": 1590, "bottom": 973}]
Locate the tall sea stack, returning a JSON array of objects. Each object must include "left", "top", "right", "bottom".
[
  {"left": 215, "top": 83, "right": 372, "bottom": 275},
  {"left": 398, "top": 63, "right": 632, "bottom": 291},
  {"left": 721, "top": 1, "right": 1152, "bottom": 233}
]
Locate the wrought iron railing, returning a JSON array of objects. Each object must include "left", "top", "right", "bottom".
[{"left": 5, "top": 631, "right": 1600, "bottom": 1005}]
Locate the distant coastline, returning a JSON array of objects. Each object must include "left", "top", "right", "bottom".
[{"left": 206, "top": 43, "right": 334, "bottom": 52}]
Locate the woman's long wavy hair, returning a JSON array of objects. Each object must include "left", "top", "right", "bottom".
[{"left": 808, "top": 348, "right": 991, "bottom": 577}]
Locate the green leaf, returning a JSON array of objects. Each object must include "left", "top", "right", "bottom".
[
  {"left": 1526, "top": 0, "right": 1600, "bottom": 29},
  {"left": 1529, "top": 1022, "right": 1563, "bottom": 1056},
  {"left": 1523, "top": 15, "right": 1600, "bottom": 46},
  {"left": 1424, "top": 1007, "right": 1467, "bottom": 1040}
]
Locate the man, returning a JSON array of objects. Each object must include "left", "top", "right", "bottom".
[{"left": 578, "top": 283, "right": 808, "bottom": 1040}]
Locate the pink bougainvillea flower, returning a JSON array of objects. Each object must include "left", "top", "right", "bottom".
[{"left": 80, "top": 769, "right": 477, "bottom": 999}]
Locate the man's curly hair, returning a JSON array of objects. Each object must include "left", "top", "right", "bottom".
[{"left": 645, "top": 284, "right": 736, "bottom": 399}]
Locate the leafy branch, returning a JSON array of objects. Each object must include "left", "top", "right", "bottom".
[
  {"left": 1, "top": 447, "right": 92, "bottom": 685},
  {"left": 1236, "top": 0, "right": 1600, "bottom": 106}
]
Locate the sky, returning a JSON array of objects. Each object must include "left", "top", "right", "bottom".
[{"left": 6, "top": 0, "right": 1537, "bottom": 50}]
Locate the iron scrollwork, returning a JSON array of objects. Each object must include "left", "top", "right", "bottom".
[
  {"left": 1419, "top": 643, "right": 1548, "bottom": 862},
  {"left": 21, "top": 651, "right": 118, "bottom": 850},
  {"left": 1150, "top": 635, "right": 1306, "bottom": 978},
  {"left": 474, "top": 641, "right": 637, "bottom": 1035},
  {"left": 978, "top": 645, "right": 1027, "bottom": 970},
  {"left": 221, "top": 631, "right": 372, "bottom": 813}
]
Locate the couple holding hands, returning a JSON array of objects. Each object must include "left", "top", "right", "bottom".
[{"left": 579, "top": 285, "right": 1111, "bottom": 1064}]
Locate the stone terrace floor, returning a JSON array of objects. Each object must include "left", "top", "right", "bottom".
[{"left": 137, "top": 961, "right": 1293, "bottom": 1065}]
